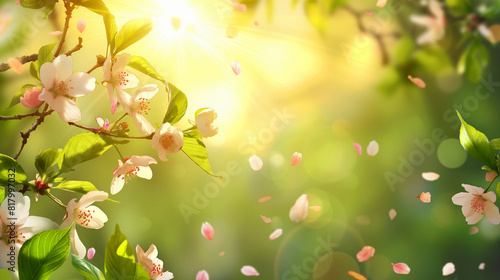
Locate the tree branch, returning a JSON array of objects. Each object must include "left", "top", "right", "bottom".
[
  {"left": 13, "top": 106, "right": 54, "bottom": 160},
  {"left": 54, "top": 0, "right": 75, "bottom": 57},
  {"left": 0, "top": 54, "right": 38, "bottom": 72},
  {"left": 64, "top": 37, "right": 83, "bottom": 56},
  {"left": 0, "top": 110, "right": 48, "bottom": 121},
  {"left": 67, "top": 122, "right": 154, "bottom": 139}
]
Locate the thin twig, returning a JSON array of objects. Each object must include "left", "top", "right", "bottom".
[
  {"left": 68, "top": 122, "right": 154, "bottom": 139},
  {"left": 54, "top": 0, "right": 75, "bottom": 57},
  {"left": 0, "top": 54, "right": 38, "bottom": 72},
  {"left": 14, "top": 106, "right": 54, "bottom": 160},
  {"left": 64, "top": 37, "right": 84, "bottom": 56},
  {"left": 0, "top": 110, "right": 47, "bottom": 121}
]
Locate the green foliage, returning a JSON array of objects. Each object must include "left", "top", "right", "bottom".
[
  {"left": 128, "top": 56, "right": 166, "bottom": 85},
  {"left": 182, "top": 131, "right": 220, "bottom": 178},
  {"left": 304, "top": 0, "right": 328, "bottom": 34},
  {"left": 114, "top": 18, "right": 153, "bottom": 55},
  {"left": 0, "top": 186, "right": 5, "bottom": 205},
  {"left": 414, "top": 46, "right": 452, "bottom": 75},
  {"left": 19, "top": 226, "right": 72, "bottom": 280},
  {"left": 30, "top": 42, "right": 58, "bottom": 81},
  {"left": 7, "top": 84, "right": 37, "bottom": 109},
  {"left": 71, "top": 254, "right": 106, "bottom": 280},
  {"left": 105, "top": 225, "right": 149, "bottom": 280},
  {"left": 20, "top": 0, "right": 55, "bottom": 9},
  {"left": 393, "top": 36, "right": 415, "bottom": 65},
  {"left": 60, "top": 133, "right": 115, "bottom": 172},
  {"left": 445, "top": 0, "right": 472, "bottom": 16},
  {"left": 52, "top": 180, "right": 101, "bottom": 195},
  {"left": 35, "top": 148, "right": 63, "bottom": 175},
  {"left": 490, "top": 138, "right": 500, "bottom": 150},
  {"left": 458, "top": 39, "right": 489, "bottom": 83},
  {"left": 163, "top": 83, "right": 188, "bottom": 125},
  {"left": 0, "top": 154, "right": 27, "bottom": 185},
  {"left": 457, "top": 111, "right": 497, "bottom": 171}
]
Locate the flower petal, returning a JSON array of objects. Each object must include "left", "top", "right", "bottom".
[
  {"left": 241, "top": 265, "right": 259, "bottom": 276},
  {"left": 392, "top": 263, "right": 410, "bottom": 274},
  {"left": 196, "top": 270, "right": 209, "bottom": 280},
  {"left": 289, "top": 194, "right": 309, "bottom": 222},
  {"left": 1, "top": 192, "right": 30, "bottom": 225},
  {"left": 249, "top": 155, "right": 263, "bottom": 171},
  {"left": 77, "top": 19, "right": 86, "bottom": 33},
  {"left": 352, "top": 143, "right": 362, "bottom": 155},
  {"left": 484, "top": 201, "right": 500, "bottom": 225},
  {"left": 49, "top": 95, "right": 81, "bottom": 123},
  {"left": 442, "top": 262, "right": 455, "bottom": 276},
  {"left": 87, "top": 247, "right": 95, "bottom": 260},
  {"left": 486, "top": 171, "right": 498, "bottom": 182},
  {"left": 418, "top": 192, "right": 431, "bottom": 203},
  {"left": 422, "top": 172, "right": 439, "bottom": 181},
  {"left": 113, "top": 53, "right": 132, "bottom": 76},
  {"left": 366, "top": 140, "right": 379, "bottom": 156},
  {"left": 70, "top": 227, "right": 87, "bottom": 258},
  {"left": 348, "top": 271, "right": 367, "bottom": 280},
  {"left": 17, "top": 216, "right": 58, "bottom": 241},
  {"left": 231, "top": 60, "right": 241, "bottom": 75},
  {"left": 40, "top": 62, "right": 56, "bottom": 89},
  {"left": 136, "top": 166, "right": 153, "bottom": 180},
  {"left": 376, "top": 0, "right": 387, "bottom": 8},
  {"left": 356, "top": 246, "right": 375, "bottom": 262},
  {"left": 260, "top": 215, "right": 271, "bottom": 223},
  {"left": 110, "top": 175, "right": 125, "bottom": 195},
  {"left": 466, "top": 212, "right": 483, "bottom": 225},
  {"left": 291, "top": 152, "right": 302, "bottom": 166},
  {"left": 452, "top": 192, "right": 472, "bottom": 206},
  {"left": 75, "top": 205, "right": 108, "bottom": 229},
  {"left": 78, "top": 191, "right": 109, "bottom": 209},
  {"left": 7, "top": 57, "right": 23, "bottom": 75},
  {"left": 133, "top": 84, "right": 159, "bottom": 101},
  {"left": 65, "top": 72, "right": 97, "bottom": 97},
  {"left": 132, "top": 113, "right": 156, "bottom": 135},
  {"left": 258, "top": 196, "right": 272, "bottom": 203},
  {"left": 389, "top": 209, "right": 397, "bottom": 220},
  {"left": 53, "top": 55, "right": 73, "bottom": 83},
  {"left": 201, "top": 222, "right": 214, "bottom": 240},
  {"left": 408, "top": 75, "right": 426, "bottom": 88},
  {"left": 482, "top": 191, "right": 496, "bottom": 203},
  {"left": 462, "top": 184, "right": 485, "bottom": 195},
  {"left": 48, "top": 31, "right": 62, "bottom": 36},
  {"left": 469, "top": 226, "right": 479, "bottom": 235},
  {"left": 269, "top": 228, "right": 283, "bottom": 240},
  {"left": 479, "top": 263, "right": 485, "bottom": 270}
]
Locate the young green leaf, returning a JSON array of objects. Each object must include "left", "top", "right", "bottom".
[
  {"left": 30, "top": 61, "right": 40, "bottom": 81},
  {"left": 491, "top": 138, "right": 500, "bottom": 150},
  {"left": 445, "top": 0, "right": 472, "bottom": 16},
  {"left": 35, "top": 148, "right": 63, "bottom": 175},
  {"left": 128, "top": 56, "right": 166, "bottom": 85},
  {"left": 52, "top": 180, "right": 101, "bottom": 195},
  {"left": 0, "top": 154, "right": 27, "bottom": 185},
  {"left": 60, "top": 133, "right": 114, "bottom": 171},
  {"left": 20, "top": 0, "right": 54, "bottom": 9},
  {"left": 0, "top": 186, "right": 5, "bottom": 205},
  {"left": 7, "top": 84, "right": 37, "bottom": 109},
  {"left": 457, "top": 111, "right": 497, "bottom": 171},
  {"left": 114, "top": 18, "right": 153, "bottom": 54},
  {"left": 163, "top": 83, "right": 188, "bottom": 125},
  {"left": 70, "top": 253, "right": 106, "bottom": 280},
  {"left": 182, "top": 131, "right": 221, "bottom": 178},
  {"left": 19, "top": 226, "right": 72, "bottom": 280},
  {"left": 36, "top": 41, "right": 58, "bottom": 72},
  {"left": 105, "top": 224, "right": 140, "bottom": 280}
]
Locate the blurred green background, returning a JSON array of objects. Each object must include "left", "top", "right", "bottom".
[{"left": 1, "top": 0, "right": 500, "bottom": 279}]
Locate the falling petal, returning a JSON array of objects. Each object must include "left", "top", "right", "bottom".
[
  {"left": 219, "top": 251, "right": 225, "bottom": 256},
  {"left": 260, "top": 215, "right": 271, "bottom": 224},
  {"left": 289, "top": 194, "right": 309, "bottom": 222},
  {"left": 356, "top": 246, "right": 375, "bottom": 262},
  {"left": 348, "top": 271, "right": 367, "bottom": 280},
  {"left": 7, "top": 57, "right": 23, "bottom": 75},
  {"left": 309, "top": 206, "right": 321, "bottom": 211},
  {"left": 422, "top": 172, "right": 440, "bottom": 181},
  {"left": 469, "top": 227, "right": 479, "bottom": 235},
  {"left": 241, "top": 266, "right": 259, "bottom": 276},
  {"left": 232, "top": 0, "right": 247, "bottom": 12},
  {"left": 196, "top": 270, "right": 209, "bottom": 280},
  {"left": 479, "top": 263, "right": 485, "bottom": 270},
  {"left": 201, "top": 222, "right": 214, "bottom": 241},
  {"left": 408, "top": 75, "right": 426, "bottom": 88},
  {"left": 249, "top": 155, "right": 263, "bottom": 171},
  {"left": 352, "top": 143, "right": 362, "bottom": 155},
  {"left": 269, "top": 228, "right": 282, "bottom": 240},
  {"left": 366, "top": 140, "right": 379, "bottom": 156},
  {"left": 442, "top": 262, "right": 455, "bottom": 276},
  {"left": 417, "top": 192, "right": 431, "bottom": 203},
  {"left": 365, "top": 12, "right": 373, "bottom": 15},
  {"left": 254, "top": 20, "right": 259, "bottom": 26},
  {"left": 291, "top": 152, "right": 302, "bottom": 166},
  {"left": 48, "top": 31, "right": 63, "bottom": 36},
  {"left": 258, "top": 196, "right": 272, "bottom": 203},
  {"left": 231, "top": 60, "right": 242, "bottom": 75},
  {"left": 87, "top": 247, "right": 95, "bottom": 260},
  {"left": 226, "top": 25, "right": 239, "bottom": 38},
  {"left": 392, "top": 263, "right": 411, "bottom": 274},
  {"left": 389, "top": 209, "right": 397, "bottom": 220},
  {"left": 77, "top": 19, "right": 86, "bottom": 33},
  {"left": 111, "top": 97, "right": 118, "bottom": 115},
  {"left": 486, "top": 171, "right": 497, "bottom": 182},
  {"left": 376, "top": 0, "right": 388, "bottom": 7}
]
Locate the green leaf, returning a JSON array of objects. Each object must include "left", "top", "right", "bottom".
[
  {"left": 20, "top": 0, "right": 52, "bottom": 9},
  {"left": 496, "top": 182, "right": 500, "bottom": 200},
  {"left": 457, "top": 111, "right": 497, "bottom": 171},
  {"left": 35, "top": 148, "right": 63, "bottom": 175},
  {"left": 60, "top": 133, "right": 114, "bottom": 171},
  {"left": 19, "top": 226, "right": 72, "bottom": 280},
  {"left": 70, "top": 0, "right": 117, "bottom": 50},
  {"left": 114, "top": 18, "right": 153, "bottom": 54},
  {"left": 458, "top": 40, "right": 489, "bottom": 83},
  {"left": 194, "top": 107, "right": 210, "bottom": 119},
  {"left": 0, "top": 154, "right": 27, "bottom": 185},
  {"left": 182, "top": 131, "right": 220, "bottom": 178},
  {"left": 43, "top": 0, "right": 55, "bottom": 18},
  {"left": 163, "top": 83, "right": 188, "bottom": 125},
  {"left": 7, "top": 84, "right": 37, "bottom": 109},
  {"left": 304, "top": 0, "right": 327, "bottom": 34},
  {"left": 37, "top": 41, "right": 58, "bottom": 71},
  {"left": 128, "top": 56, "right": 166, "bottom": 85},
  {"left": 105, "top": 225, "right": 141, "bottom": 280},
  {"left": 491, "top": 138, "right": 500, "bottom": 150},
  {"left": 445, "top": 0, "right": 472, "bottom": 16},
  {"left": 71, "top": 254, "right": 106, "bottom": 280},
  {"left": 30, "top": 61, "right": 39, "bottom": 81},
  {"left": 393, "top": 36, "right": 414, "bottom": 65},
  {"left": 52, "top": 180, "right": 100, "bottom": 194},
  {"left": 0, "top": 186, "right": 5, "bottom": 205}
]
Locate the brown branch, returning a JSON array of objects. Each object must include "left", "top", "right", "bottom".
[
  {"left": 0, "top": 110, "right": 48, "bottom": 121},
  {"left": 0, "top": 54, "right": 38, "bottom": 72},
  {"left": 14, "top": 106, "right": 54, "bottom": 160},
  {"left": 67, "top": 122, "right": 154, "bottom": 139},
  {"left": 64, "top": 37, "right": 83, "bottom": 56},
  {"left": 54, "top": 0, "right": 75, "bottom": 57}
]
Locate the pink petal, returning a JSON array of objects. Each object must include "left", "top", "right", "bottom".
[
  {"left": 366, "top": 140, "right": 379, "bottom": 156},
  {"left": 231, "top": 60, "right": 242, "bottom": 75},
  {"left": 260, "top": 215, "right": 271, "bottom": 224},
  {"left": 389, "top": 209, "right": 397, "bottom": 220},
  {"left": 201, "top": 222, "right": 214, "bottom": 241},
  {"left": 111, "top": 97, "right": 118, "bottom": 115},
  {"left": 16, "top": 0, "right": 19, "bottom": 4},
  {"left": 7, "top": 57, "right": 23, "bottom": 75},
  {"left": 196, "top": 270, "right": 209, "bottom": 280},
  {"left": 422, "top": 172, "right": 440, "bottom": 181},
  {"left": 365, "top": 12, "right": 373, "bottom": 15},
  {"left": 392, "top": 263, "right": 411, "bottom": 274},
  {"left": 254, "top": 21, "right": 259, "bottom": 26},
  {"left": 356, "top": 246, "right": 375, "bottom": 262},
  {"left": 249, "top": 155, "right": 263, "bottom": 171},
  {"left": 226, "top": 25, "right": 239, "bottom": 38},
  {"left": 348, "top": 271, "right": 367, "bottom": 280},
  {"left": 442, "top": 262, "right": 455, "bottom": 276},
  {"left": 269, "top": 228, "right": 283, "bottom": 240},
  {"left": 352, "top": 143, "right": 362, "bottom": 155},
  {"left": 408, "top": 75, "right": 426, "bottom": 88},
  {"left": 417, "top": 192, "right": 431, "bottom": 203},
  {"left": 486, "top": 171, "right": 497, "bottom": 182},
  {"left": 241, "top": 265, "right": 259, "bottom": 276},
  {"left": 48, "top": 31, "right": 63, "bottom": 36},
  {"left": 258, "top": 196, "right": 272, "bottom": 203},
  {"left": 289, "top": 194, "right": 309, "bottom": 222},
  {"left": 87, "top": 247, "right": 95, "bottom": 260},
  {"left": 470, "top": 226, "right": 479, "bottom": 235},
  {"left": 232, "top": 0, "right": 247, "bottom": 12},
  {"left": 376, "top": 0, "right": 388, "bottom": 7},
  {"left": 291, "top": 152, "right": 302, "bottom": 166},
  {"left": 309, "top": 206, "right": 321, "bottom": 211},
  {"left": 219, "top": 251, "right": 225, "bottom": 256},
  {"left": 479, "top": 263, "right": 485, "bottom": 270},
  {"left": 77, "top": 19, "right": 86, "bottom": 33}
]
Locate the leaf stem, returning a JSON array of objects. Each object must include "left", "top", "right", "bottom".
[
  {"left": 46, "top": 191, "right": 67, "bottom": 209},
  {"left": 485, "top": 176, "right": 498, "bottom": 192}
]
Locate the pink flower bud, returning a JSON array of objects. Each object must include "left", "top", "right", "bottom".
[
  {"left": 291, "top": 152, "right": 302, "bottom": 166},
  {"left": 20, "top": 87, "right": 43, "bottom": 108}
]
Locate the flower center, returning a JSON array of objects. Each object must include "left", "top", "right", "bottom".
[
  {"left": 136, "top": 98, "right": 151, "bottom": 115},
  {"left": 2, "top": 226, "right": 26, "bottom": 244},
  {"left": 150, "top": 262, "right": 163, "bottom": 278},
  {"left": 161, "top": 135, "right": 175, "bottom": 150},
  {"left": 75, "top": 208, "right": 96, "bottom": 228},
  {"left": 53, "top": 81, "right": 72, "bottom": 97},
  {"left": 471, "top": 196, "right": 485, "bottom": 214},
  {"left": 118, "top": 71, "right": 130, "bottom": 87}
]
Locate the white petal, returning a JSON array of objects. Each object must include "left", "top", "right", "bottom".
[
  {"left": 461, "top": 202, "right": 473, "bottom": 218},
  {"left": 53, "top": 55, "right": 73, "bottom": 83},
  {"left": 133, "top": 84, "right": 158, "bottom": 101},
  {"left": 77, "top": 191, "right": 109, "bottom": 209},
  {"left": 462, "top": 184, "right": 484, "bottom": 195},
  {"left": 70, "top": 227, "right": 86, "bottom": 258},
  {"left": 366, "top": 140, "right": 379, "bottom": 156},
  {"left": 50, "top": 96, "right": 81, "bottom": 123},
  {"left": 484, "top": 202, "right": 500, "bottom": 225},
  {"left": 429, "top": 0, "right": 444, "bottom": 21},
  {"left": 1, "top": 192, "right": 30, "bottom": 225},
  {"left": 269, "top": 228, "right": 283, "bottom": 240},
  {"left": 102, "top": 57, "right": 112, "bottom": 81},
  {"left": 132, "top": 114, "right": 156, "bottom": 135},
  {"left": 129, "top": 155, "right": 157, "bottom": 166},
  {"left": 113, "top": 53, "right": 131, "bottom": 76},
  {"left": 416, "top": 29, "right": 436, "bottom": 45},
  {"left": 110, "top": 175, "right": 125, "bottom": 195},
  {"left": 65, "top": 73, "right": 96, "bottom": 97},
  {"left": 482, "top": 191, "right": 496, "bottom": 203},
  {"left": 249, "top": 155, "right": 263, "bottom": 171},
  {"left": 17, "top": 216, "right": 58, "bottom": 241},
  {"left": 40, "top": 62, "right": 56, "bottom": 89},
  {"left": 422, "top": 172, "right": 439, "bottom": 181},
  {"left": 74, "top": 205, "right": 108, "bottom": 229},
  {"left": 466, "top": 212, "right": 483, "bottom": 225},
  {"left": 136, "top": 166, "right": 153, "bottom": 180},
  {"left": 120, "top": 70, "right": 139, "bottom": 89},
  {"left": 451, "top": 192, "right": 472, "bottom": 206},
  {"left": 442, "top": 262, "right": 455, "bottom": 276}
]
